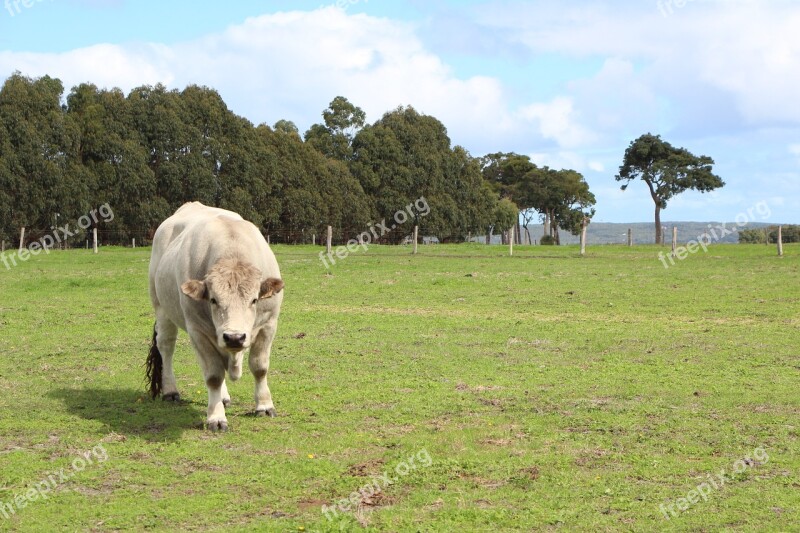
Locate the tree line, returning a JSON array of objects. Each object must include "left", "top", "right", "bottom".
[
  {"left": 739, "top": 226, "right": 800, "bottom": 244},
  {"left": 0, "top": 73, "right": 597, "bottom": 247}
]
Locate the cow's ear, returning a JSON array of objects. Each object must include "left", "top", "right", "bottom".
[
  {"left": 181, "top": 280, "right": 208, "bottom": 301},
  {"left": 259, "top": 277, "right": 284, "bottom": 299}
]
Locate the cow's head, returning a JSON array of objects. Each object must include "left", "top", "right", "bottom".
[{"left": 181, "top": 258, "right": 283, "bottom": 354}]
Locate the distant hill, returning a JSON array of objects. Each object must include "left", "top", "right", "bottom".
[{"left": 513, "top": 222, "right": 774, "bottom": 245}]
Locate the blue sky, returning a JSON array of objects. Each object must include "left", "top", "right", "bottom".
[{"left": 1, "top": 0, "right": 798, "bottom": 224}]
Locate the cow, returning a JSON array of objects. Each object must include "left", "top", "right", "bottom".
[{"left": 146, "top": 202, "right": 284, "bottom": 431}]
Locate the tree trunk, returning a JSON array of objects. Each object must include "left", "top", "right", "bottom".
[
  {"left": 645, "top": 179, "right": 663, "bottom": 245},
  {"left": 580, "top": 217, "right": 588, "bottom": 255},
  {"left": 654, "top": 204, "right": 662, "bottom": 245}
]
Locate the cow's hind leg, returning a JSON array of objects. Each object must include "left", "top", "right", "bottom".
[
  {"left": 249, "top": 323, "right": 278, "bottom": 418},
  {"left": 156, "top": 314, "right": 180, "bottom": 401},
  {"left": 191, "top": 334, "right": 229, "bottom": 431}
]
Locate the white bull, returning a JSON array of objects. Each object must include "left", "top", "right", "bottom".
[{"left": 147, "top": 202, "right": 284, "bottom": 431}]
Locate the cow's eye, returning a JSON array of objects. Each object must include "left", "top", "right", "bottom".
[
  {"left": 210, "top": 298, "right": 218, "bottom": 306},
  {"left": 251, "top": 298, "right": 258, "bottom": 306}
]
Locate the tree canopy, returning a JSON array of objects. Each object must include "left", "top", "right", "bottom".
[
  {"left": 350, "top": 106, "right": 499, "bottom": 242},
  {"left": 0, "top": 74, "right": 598, "bottom": 248},
  {"left": 479, "top": 153, "right": 595, "bottom": 244},
  {"left": 304, "top": 96, "right": 365, "bottom": 161}
]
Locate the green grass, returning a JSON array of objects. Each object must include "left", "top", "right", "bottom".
[{"left": 0, "top": 243, "right": 797, "bottom": 532}]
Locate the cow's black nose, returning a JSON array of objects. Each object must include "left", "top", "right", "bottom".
[{"left": 223, "top": 333, "right": 246, "bottom": 348}]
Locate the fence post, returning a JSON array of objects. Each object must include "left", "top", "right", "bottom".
[
  {"left": 671, "top": 227, "right": 677, "bottom": 257},
  {"left": 777, "top": 226, "right": 784, "bottom": 256},
  {"left": 132, "top": 238, "right": 136, "bottom": 249},
  {"left": 413, "top": 225, "right": 419, "bottom": 255},
  {"left": 18, "top": 227, "right": 25, "bottom": 252},
  {"left": 509, "top": 226, "right": 514, "bottom": 256},
  {"left": 627, "top": 228, "right": 633, "bottom": 247},
  {"left": 580, "top": 218, "right": 588, "bottom": 256},
  {"left": 312, "top": 234, "right": 316, "bottom": 246},
  {"left": 93, "top": 228, "right": 98, "bottom": 254},
  {"left": 326, "top": 226, "right": 332, "bottom": 255}
]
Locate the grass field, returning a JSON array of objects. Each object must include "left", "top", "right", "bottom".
[{"left": 0, "top": 243, "right": 797, "bottom": 532}]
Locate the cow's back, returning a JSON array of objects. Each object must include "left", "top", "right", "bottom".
[
  {"left": 150, "top": 203, "right": 236, "bottom": 302},
  {"left": 150, "top": 202, "right": 244, "bottom": 265}
]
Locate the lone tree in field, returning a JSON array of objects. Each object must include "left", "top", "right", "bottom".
[{"left": 616, "top": 133, "right": 724, "bottom": 244}]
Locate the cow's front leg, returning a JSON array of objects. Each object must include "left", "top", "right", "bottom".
[
  {"left": 205, "top": 372, "right": 227, "bottom": 431},
  {"left": 221, "top": 352, "right": 240, "bottom": 407},
  {"left": 249, "top": 324, "right": 278, "bottom": 417},
  {"left": 221, "top": 379, "right": 231, "bottom": 407},
  {"left": 191, "top": 334, "right": 229, "bottom": 431},
  {"left": 228, "top": 351, "right": 245, "bottom": 382}
]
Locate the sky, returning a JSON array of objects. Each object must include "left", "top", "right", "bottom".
[{"left": 0, "top": 0, "right": 798, "bottom": 224}]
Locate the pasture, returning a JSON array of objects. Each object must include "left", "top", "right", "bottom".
[{"left": 0, "top": 243, "right": 797, "bottom": 532}]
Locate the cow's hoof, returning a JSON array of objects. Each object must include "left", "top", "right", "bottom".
[
  {"left": 222, "top": 398, "right": 231, "bottom": 408},
  {"left": 162, "top": 392, "right": 181, "bottom": 402},
  {"left": 256, "top": 407, "right": 277, "bottom": 418},
  {"left": 208, "top": 420, "right": 228, "bottom": 432}
]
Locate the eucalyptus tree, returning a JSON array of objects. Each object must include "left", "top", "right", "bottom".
[
  {"left": 526, "top": 167, "right": 595, "bottom": 244},
  {"left": 352, "top": 106, "right": 494, "bottom": 242},
  {"left": 258, "top": 123, "right": 371, "bottom": 242},
  {"left": 0, "top": 73, "right": 70, "bottom": 235},
  {"left": 305, "top": 96, "right": 366, "bottom": 161},
  {"left": 616, "top": 133, "right": 724, "bottom": 244},
  {"left": 67, "top": 83, "right": 158, "bottom": 242}
]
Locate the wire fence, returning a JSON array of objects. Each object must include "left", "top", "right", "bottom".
[{"left": 0, "top": 225, "right": 501, "bottom": 250}]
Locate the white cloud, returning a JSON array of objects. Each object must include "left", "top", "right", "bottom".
[
  {"left": 566, "top": 58, "right": 662, "bottom": 140},
  {"left": 691, "top": 6, "right": 800, "bottom": 125},
  {"left": 528, "top": 150, "right": 586, "bottom": 171},
  {"left": 520, "top": 97, "right": 595, "bottom": 148},
  {"left": 0, "top": 1, "right": 798, "bottom": 222},
  {"left": 473, "top": 0, "right": 800, "bottom": 133},
  {"left": 0, "top": 43, "right": 173, "bottom": 92},
  {"left": 0, "top": 8, "right": 528, "bottom": 152}
]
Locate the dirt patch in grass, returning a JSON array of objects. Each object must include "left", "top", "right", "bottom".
[
  {"left": 348, "top": 457, "right": 386, "bottom": 477},
  {"left": 520, "top": 466, "right": 540, "bottom": 480},
  {"left": 455, "top": 383, "right": 503, "bottom": 392},
  {"left": 297, "top": 499, "right": 328, "bottom": 511}
]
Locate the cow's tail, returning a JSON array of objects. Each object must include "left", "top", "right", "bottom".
[{"left": 145, "top": 323, "right": 163, "bottom": 399}]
